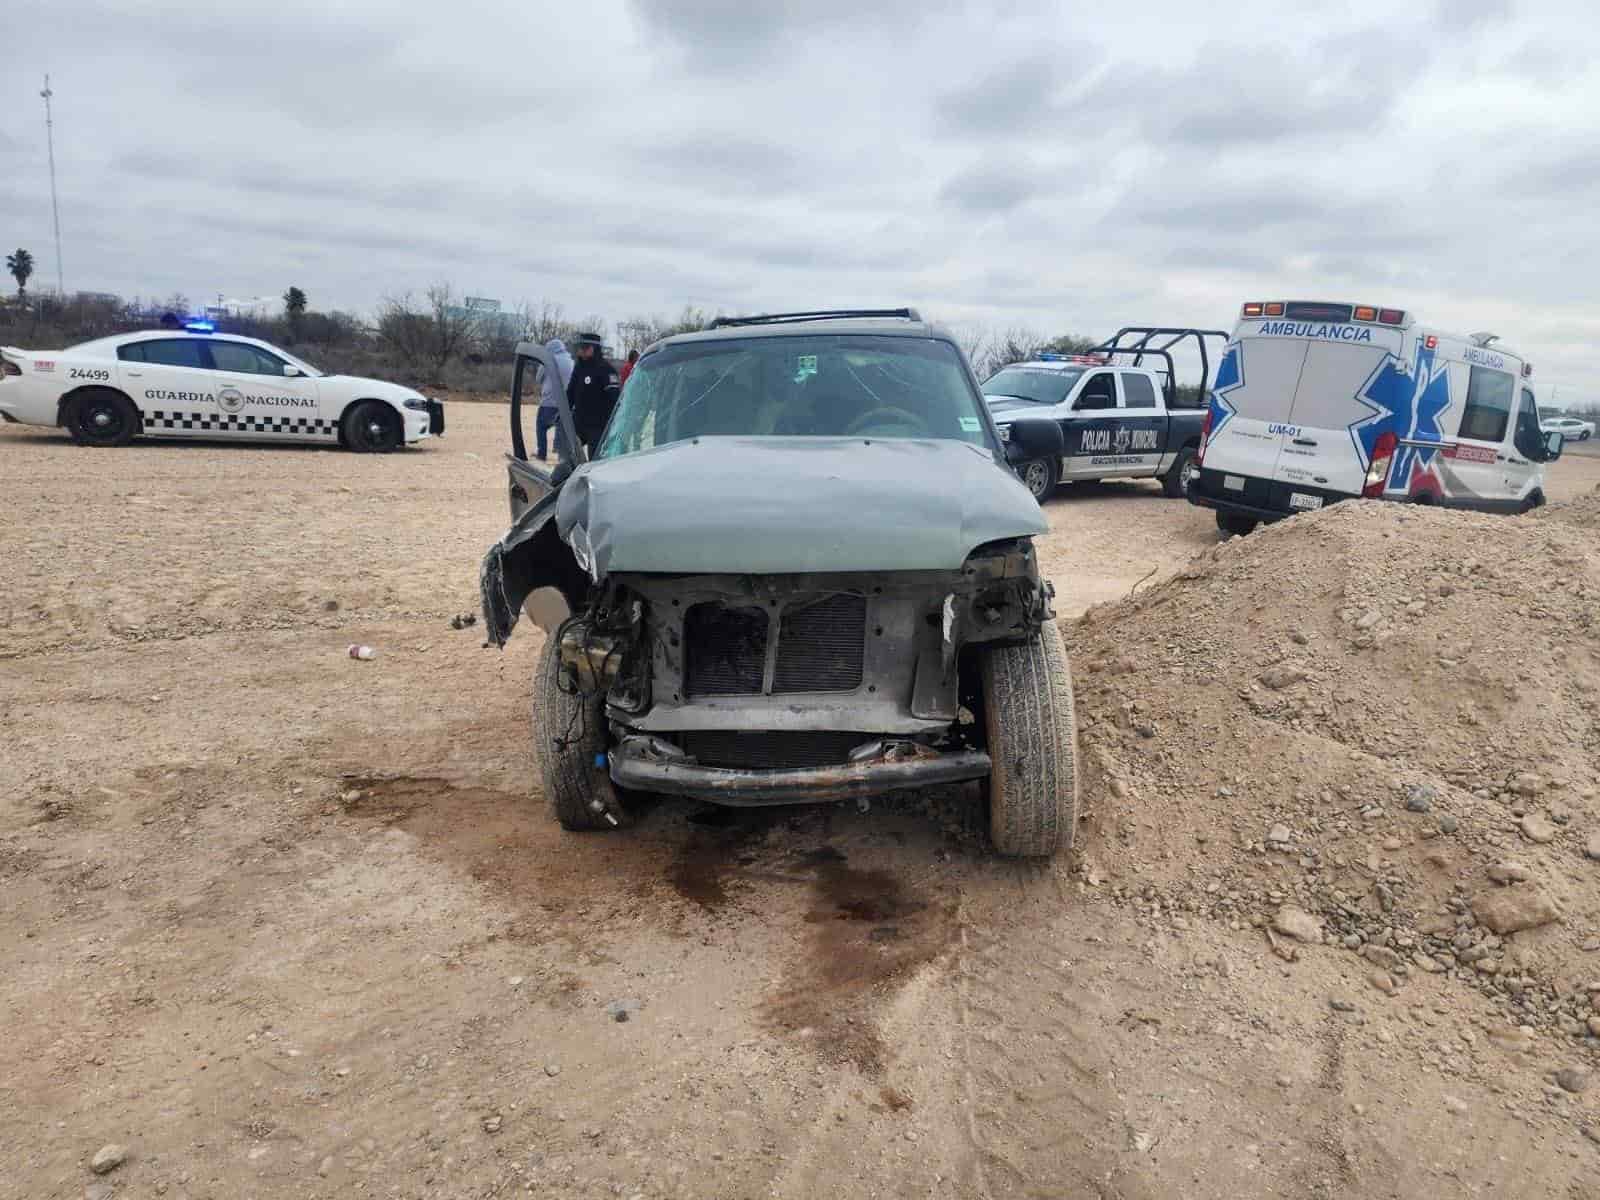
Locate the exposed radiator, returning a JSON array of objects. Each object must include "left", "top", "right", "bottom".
[{"left": 773, "top": 593, "right": 866, "bottom": 694}]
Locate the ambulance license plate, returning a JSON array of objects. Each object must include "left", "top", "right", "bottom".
[
  {"left": 1223, "top": 474, "right": 1245, "bottom": 491},
  {"left": 1289, "top": 492, "right": 1323, "bottom": 511}
]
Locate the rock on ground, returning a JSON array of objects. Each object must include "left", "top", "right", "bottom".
[
  {"left": 1272, "top": 905, "right": 1324, "bottom": 944},
  {"left": 1471, "top": 887, "right": 1563, "bottom": 935}
]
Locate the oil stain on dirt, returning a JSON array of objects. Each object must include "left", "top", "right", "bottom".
[
  {"left": 761, "top": 843, "right": 956, "bottom": 1074},
  {"left": 664, "top": 806, "right": 785, "bottom": 911}
]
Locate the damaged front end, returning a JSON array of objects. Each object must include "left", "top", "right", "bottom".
[{"left": 514, "top": 539, "right": 1052, "bottom": 806}]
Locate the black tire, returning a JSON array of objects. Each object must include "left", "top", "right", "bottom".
[
  {"left": 1017, "top": 456, "right": 1058, "bottom": 502},
  {"left": 531, "top": 633, "right": 627, "bottom": 831},
  {"left": 979, "top": 621, "right": 1078, "bottom": 858},
  {"left": 342, "top": 400, "right": 403, "bottom": 452},
  {"left": 1162, "top": 447, "right": 1195, "bottom": 499},
  {"left": 66, "top": 389, "right": 139, "bottom": 447},
  {"left": 1216, "top": 511, "right": 1257, "bottom": 537}
]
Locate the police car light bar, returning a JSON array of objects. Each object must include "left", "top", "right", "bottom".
[
  {"left": 184, "top": 319, "right": 216, "bottom": 333},
  {"left": 1038, "top": 353, "right": 1109, "bottom": 364}
]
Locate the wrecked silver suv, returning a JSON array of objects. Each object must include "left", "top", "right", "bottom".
[{"left": 480, "top": 309, "right": 1078, "bottom": 857}]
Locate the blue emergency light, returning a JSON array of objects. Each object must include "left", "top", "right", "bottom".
[
  {"left": 1037, "top": 352, "right": 1065, "bottom": 361},
  {"left": 184, "top": 319, "right": 215, "bottom": 333}
]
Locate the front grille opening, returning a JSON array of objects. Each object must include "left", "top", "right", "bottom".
[
  {"left": 684, "top": 603, "right": 768, "bottom": 697},
  {"left": 773, "top": 593, "right": 866, "bottom": 694},
  {"left": 680, "top": 731, "right": 871, "bottom": 770}
]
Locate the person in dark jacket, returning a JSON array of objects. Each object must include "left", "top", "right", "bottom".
[{"left": 567, "top": 331, "right": 620, "bottom": 454}]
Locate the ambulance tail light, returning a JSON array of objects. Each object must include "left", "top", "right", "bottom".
[
  {"left": 1378, "top": 308, "right": 1405, "bottom": 325},
  {"left": 0, "top": 357, "right": 20, "bottom": 379},
  {"left": 1197, "top": 406, "right": 1215, "bottom": 464},
  {"left": 1363, "top": 431, "right": 1397, "bottom": 498},
  {"left": 1353, "top": 306, "right": 1377, "bottom": 322},
  {"left": 1241, "top": 301, "right": 1283, "bottom": 318}
]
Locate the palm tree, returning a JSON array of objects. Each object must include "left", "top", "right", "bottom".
[{"left": 6, "top": 248, "right": 34, "bottom": 298}]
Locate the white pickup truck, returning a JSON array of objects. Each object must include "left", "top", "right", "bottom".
[{"left": 981, "top": 327, "right": 1227, "bottom": 502}]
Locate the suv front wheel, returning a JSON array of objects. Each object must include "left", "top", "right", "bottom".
[
  {"left": 531, "top": 634, "right": 630, "bottom": 831},
  {"left": 979, "top": 622, "right": 1078, "bottom": 857}
]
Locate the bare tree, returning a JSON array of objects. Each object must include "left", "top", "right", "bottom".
[
  {"left": 427, "top": 283, "right": 480, "bottom": 374},
  {"left": 375, "top": 284, "right": 482, "bottom": 382},
  {"left": 525, "top": 299, "right": 573, "bottom": 346}
]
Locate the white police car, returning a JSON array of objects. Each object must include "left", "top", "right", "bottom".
[{"left": 0, "top": 323, "right": 444, "bottom": 450}]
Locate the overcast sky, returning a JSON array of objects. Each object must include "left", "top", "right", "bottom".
[{"left": 3, "top": 0, "right": 1597, "bottom": 398}]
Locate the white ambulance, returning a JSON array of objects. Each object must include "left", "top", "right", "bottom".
[{"left": 1187, "top": 300, "right": 1566, "bottom": 535}]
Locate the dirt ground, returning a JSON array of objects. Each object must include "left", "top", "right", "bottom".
[{"left": 3, "top": 404, "right": 1598, "bottom": 1200}]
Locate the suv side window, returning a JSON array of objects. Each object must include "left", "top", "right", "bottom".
[
  {"left": 209, "top": 340, "right": 285, "bottom": 375},
  {"left": 1121, "top": 373, "right": 1157, "bottom": 408},
  {"left": 1075, "top": 372, "right": 1118, "bottom": 411},
  {"left": 120, "top": 339, "right": 207, "bottom": 368},
  {"left": 1459, "top": 366, "right": 1514, "bottom": 441}
]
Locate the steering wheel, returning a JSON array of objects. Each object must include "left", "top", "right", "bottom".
[{"left": 844, "top": 406, "right": 928, "bottom": 436}]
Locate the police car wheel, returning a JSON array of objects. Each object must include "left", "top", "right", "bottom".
[
  {"left": 979, "top": 622, "right": 1078, "bottom": 859},
  {"left": 67, "top": 389, "right": 138, "bottom": 447},
  {"left": 1163, "top": 448, "right": 1195, "bottom": 499},
  {"left": 531, "top": 635, "right": 630, "bottom": 832},
  {"left": 1019, "top": 457, "right": 1057, "bottom": 501},
  {"left": 343, "top": 401, "right": 402, "bottom": 453}
]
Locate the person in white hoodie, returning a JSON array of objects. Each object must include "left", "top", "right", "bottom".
[{"left": 537, "top": 337, "right": 575, "bottom": 460}]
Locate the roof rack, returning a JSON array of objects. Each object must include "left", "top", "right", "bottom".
[
  {"left": 708, "top": 308, "right": 922, "bottom": 329},
  {"left": 1090, "top": 327, "right": 1231, "bottom": 410}
]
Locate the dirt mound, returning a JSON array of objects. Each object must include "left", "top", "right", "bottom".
[{"left": 1065, "top": 498, "right": 1600, "bottom": 1043}]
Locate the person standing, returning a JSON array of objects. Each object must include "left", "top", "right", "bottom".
[
  {"left": 567, "top": 331, "right": 621, "bottom": 455},
  {"left": 536, "top": 337, "right": 575, "bottom": 461},
  {"left": 619, "top": 348, "right": 639, "bottom": 388}
]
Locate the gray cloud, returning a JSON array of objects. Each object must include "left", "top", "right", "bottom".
[
  {"left": 938, "top": 163, "right": 1037, "bottom": 214},
  {"left": 0, "top": 0, "right": 1596, "bottom": 402}
]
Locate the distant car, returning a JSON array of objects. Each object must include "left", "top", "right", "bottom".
[
  {"left": 0, "top": 326, "right": 444, "bottom": 450},
  {"left": 1541, "top": 416, "right": 1594, "bottom": 442}
]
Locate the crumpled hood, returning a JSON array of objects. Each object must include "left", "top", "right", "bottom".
[{"left": 555, "top": 436, "right": 1046, "bottom": 577}]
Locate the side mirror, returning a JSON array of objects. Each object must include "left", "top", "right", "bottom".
[
  {"left": 1004, "top": 417, "right": 1065, "bottom": 463},
  {"left": 1544, "top": 430, "right": 1564, "bottom": 460},
  {"left": 283, "top": 364, "right": 302, "bottom": 377}
]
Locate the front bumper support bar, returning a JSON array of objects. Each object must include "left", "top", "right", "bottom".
[{"left": 609, "top": 739, "right": 992, "bottom": 807}]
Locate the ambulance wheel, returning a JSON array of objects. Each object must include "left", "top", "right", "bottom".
[
  {"left": 531, "top": 634, "right": 629, "bottom": 832},
  {"left": 66, "top": 389, "right": 138, "bottom": 447},
  {"left": 1018, "top": 457, "right": 1057, "bottom": 502},
  {"left": 1163, "top": 447, "right": 1195, "bottom": 498},
  {"left": 343, "top": 401, "right": 402, "bottom": 452},
  {"left": 1216, "top": 511, "right": 1257, "bottom": 537},
  {"left": 978, "top": 622, "right": 1078, "bottom": 858}
]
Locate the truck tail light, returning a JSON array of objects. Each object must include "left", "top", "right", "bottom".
[
  {"left": 1197, "top": 406, "right": 1215, "bottom": 464},
  {"left": 1364, "top": 431, "right": 1397, "bottom": 498}
]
